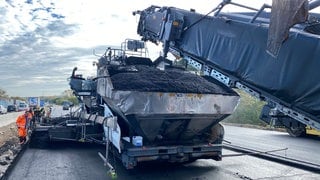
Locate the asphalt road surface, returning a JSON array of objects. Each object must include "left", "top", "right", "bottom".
[
  {"left": 0, "top": 112, "right": 23, "bottom": 127},
  {"left": 4, "top": 125, "right": 320, "bottom": 180},
  {"left": 223, "top": 125, "right": 320, "bottom": 166},
  {"left": 5, "top": 142, "right": 320, "bottom": 180},
  {"left": 0, "top": 105, "right": 68, "bottom": 127}
]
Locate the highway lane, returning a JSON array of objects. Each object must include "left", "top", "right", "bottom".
[
  {"left": 3, "top": 108, "right": 320, "bottom": 179},
  {"left": 0, "top": 105, "right": 68, "bottom": 128},
  {"left": 5, "top": 143, "right": 320, "bottom": 180},
  {"left": 223, "top": 125, "right": 320, "bottom": 166},
  {"left": 0, "top": 105, "right": 66, "bottom": 127},
  {"left": 5, "top": 142, "right": 319, "bottom": 180},
  {"left": 0, "top": 112, "right": 23, "bottom": 127},
  {"left": 5, "top": 132, "right": 320, "bottom": 179}
]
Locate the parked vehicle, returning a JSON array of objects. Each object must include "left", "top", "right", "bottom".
[
  {"left": 0, "top": 105, "right": 7, "bottom": 114},
  {"left": 62, "top": 102, "right": 70, "bottom": 110},
  {"left": 7, "top": 105, "right": 17, "bottom": 112},
  {"left": 18, "top": 102, "right": 29, "bottom": 111}
]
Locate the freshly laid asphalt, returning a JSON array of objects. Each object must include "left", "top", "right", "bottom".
[
  {"left": 2, "top": 108, "right": 320, "bottom": 179},
  {"left": 4, "top": 125, "right": 320, "bottom": 180}
]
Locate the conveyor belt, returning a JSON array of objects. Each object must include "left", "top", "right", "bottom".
[{"left": 135, "top": 2, "right": 320, "bottom": 130}]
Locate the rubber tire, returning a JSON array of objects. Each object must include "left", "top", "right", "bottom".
[{"left": 286, "top": 127, "right": 306, "bottom": 137}]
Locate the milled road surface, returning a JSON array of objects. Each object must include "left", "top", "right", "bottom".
[
  {"left": 5, "top": 126, "right": 320, "bottom": 180},
  {"left": 2, "top": 108, "right": 320, "bottom": 179},
  {"left": 224, "top": 125, "right": 320, "bottom": 166},
  {"left": 5, "top": 141, "right": 320, "bottom": 180}
]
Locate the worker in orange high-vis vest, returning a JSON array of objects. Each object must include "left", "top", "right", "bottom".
[
  {"left": 16, "top": 111, "right": 29, "bottom": 144},
  {"left": 27, "top": 108, "right": 34, "bottom": 129}
]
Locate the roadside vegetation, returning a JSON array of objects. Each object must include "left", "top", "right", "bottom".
[
  {"left": 48, "top": 90, "right": 79, "bottom": 106},
  {"left": 174, "top": 59, "right": 267, "bottom": 127},
  {"left": 223, "top": 90, "right": 267, "bottom": 126},
  {"left": 0, "top": 89, "right": 9, "bottom": 99}
]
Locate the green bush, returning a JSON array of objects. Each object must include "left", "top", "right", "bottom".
[{"left": 223, "top": 90, "right": 267, "bottom": 126}]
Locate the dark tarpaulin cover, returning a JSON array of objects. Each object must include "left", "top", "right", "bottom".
[{"left": 169, "top": 8, "right": 320, "bottom": 120}]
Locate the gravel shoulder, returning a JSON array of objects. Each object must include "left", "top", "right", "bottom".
[{"left": 0, "top": 113, "right": 24, "bottom": 179}]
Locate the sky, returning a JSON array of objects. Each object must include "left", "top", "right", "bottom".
[{"left": 0, "top": 0, "right": 275, "bottom": 97}]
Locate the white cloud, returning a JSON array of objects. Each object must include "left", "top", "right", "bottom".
[{"left": 0, "top": 0, "right": 299, "bottom": 97}]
